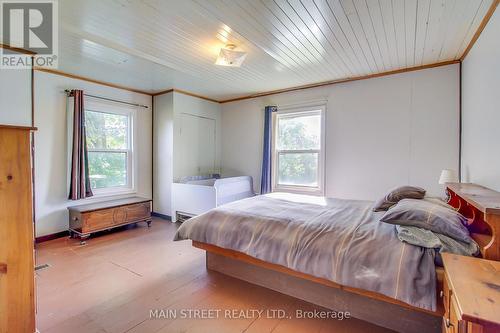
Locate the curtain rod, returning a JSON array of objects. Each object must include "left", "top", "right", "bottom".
[{"left": 64, "top": 90, "right": 149, "bottom": 109}]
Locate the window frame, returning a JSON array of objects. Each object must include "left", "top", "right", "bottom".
[
  {"left": 272, "top": 103, "right": 326, "bottom": 196},
  {"left": 83, "top": 98, "right": 137, "bottom": 197}
]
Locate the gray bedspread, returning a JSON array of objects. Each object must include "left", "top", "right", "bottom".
[
  {"left": 396, "top": 225, "right": 479, "bottom": 266},
  {"left": 174, "top": 193, "right": 437, "bottom": 311}
]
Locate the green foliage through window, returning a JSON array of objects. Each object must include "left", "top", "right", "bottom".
[
  {"left": 85, "top": 110, "right": 130, "bottom": 190},
  {"left": 88, "top": 152, "right": 127, "bottom": 189},
  {"left": 276, "top": 112, "right": 321, "bottom": 188},
  {"left": 278, "top": 153, "right": 318, "bottom": 186},
  {"left": 86, "top": 111, "right": 127, "bottom": 149},
  {"left": 277, "top": 115, "right": 320, "bottom": 150}
]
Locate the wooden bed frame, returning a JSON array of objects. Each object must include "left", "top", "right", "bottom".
[{"left": 192, "top": 183, "right": 500, "bottom": 333}]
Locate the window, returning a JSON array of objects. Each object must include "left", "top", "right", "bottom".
[
  {"left": 84, "top": 100, "right": 135, "bottom": 195},
  {"left": 273, "top": 105, "right": 325, "bottom": 195}
]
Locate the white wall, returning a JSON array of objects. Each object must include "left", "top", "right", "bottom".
[
  {"left": 0, "top": 68, "right": 31, "bottom": 126},
  {"left": 34, "top": 71, "right": 152, "bottom": 237},
  {"left": 153, "top": 91, "right": 222, "bottom": 217},
  {"left": 172, "top": 92, "right": 221, "bottom": 180},
  {"left": 222, "top": 64, "right": 460, "bottom": 200},
  {"left": 462, "top": 8, "right": 500, "bottom": 192},
  {"left": 153, "top": 92, "right": 174, "bottom": 216}
]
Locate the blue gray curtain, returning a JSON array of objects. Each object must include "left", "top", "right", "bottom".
[{"left": 260, "top": 106, "right": 278, "bottom": 194}]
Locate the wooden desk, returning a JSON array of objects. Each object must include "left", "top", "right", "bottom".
[
  {"left": 68, "top": 197, "right": 152, "bottom": 244},
  {"left": 442, "top": 253, "right": 500, "bottom": 333},
  {"left": 446, "top": 183, "right": 500, "bottom": 261}
]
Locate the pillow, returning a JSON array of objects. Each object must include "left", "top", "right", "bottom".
[
  {"left": 373, "top": 186, "right": 426, "bottom": 212},
  {"left": 423, "top": 197, "right": 453, "bottom": 209},
  {"left": 380, "top": 199, "right": 471, "bottom": 243}
]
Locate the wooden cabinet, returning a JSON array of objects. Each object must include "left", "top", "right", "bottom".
[
  {"left": 0, "top": 125, "right": 36, "bottom": 333},
  {"left": 446, "top": 183, "right": 500, "bottom": 261},
  {"left": 442, "top": 278, "right": 465, "bottom": 333},
  {"left": 68, "top": 197, "right": 152, "bottom": 243},
  {"left": 442, "top": 253, "right": 500, "bottom": 333}
]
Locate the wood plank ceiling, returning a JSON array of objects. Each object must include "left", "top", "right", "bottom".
[{"left": 49, "top": 0, "right": 497, "bottom": 99}]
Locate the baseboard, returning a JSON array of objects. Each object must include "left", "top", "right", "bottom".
[
  {"left": 35, "top": 230, "right": 69, "bottom": 243},
  {"left": 152, "top": 212, "right": 172, "bottom": 221},
  {"left": 36, "top": 213, "right": 170, "bottom": 243}
]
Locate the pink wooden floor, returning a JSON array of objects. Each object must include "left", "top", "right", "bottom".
[{"left": 35, "top": 218, "right": 392, "bottom": 333}]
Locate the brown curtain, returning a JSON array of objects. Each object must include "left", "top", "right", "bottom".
[{"left": 68, "top": 90, "right": 93, "bottom": 200}]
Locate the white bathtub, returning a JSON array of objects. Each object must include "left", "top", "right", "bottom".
[{"left": 171, "top": 176, "right": 255, "bottom": 222}]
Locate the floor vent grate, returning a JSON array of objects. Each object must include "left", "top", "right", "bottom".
[
  {"left": 176, "top": 212, "right": 194, "bottom": 223},
  {"left": 35, "top": 263, "right": 51, "bottom": 271}
]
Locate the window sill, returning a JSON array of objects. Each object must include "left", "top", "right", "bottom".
[
  {"left": 72, "top": 188, "right": 138, "bottom": 202},
  {"left": 273, "top": 186, "right": 324, "bottom": 197}
]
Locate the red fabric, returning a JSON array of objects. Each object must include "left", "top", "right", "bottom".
[{"left": 68, "top": 90, "right": 93, "bottom": 200}]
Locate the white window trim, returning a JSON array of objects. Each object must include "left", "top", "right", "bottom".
[
  {"left": 272, "top": 103, "right": 326, "bottom": 196},
  {"left": 83, "top": 98, "right": 138, "bottom": 198}
]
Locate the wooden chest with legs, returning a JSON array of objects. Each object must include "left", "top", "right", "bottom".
[{"left": 68, "top": 197, "right": 152, "bottom": 244}]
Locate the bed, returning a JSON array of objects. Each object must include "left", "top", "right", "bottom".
[
  {"left": 171, "top": 176, "right": 254, "bottom": 222},
  {"left": 174, "top": 184, "right": 500, "bottom": 333}
]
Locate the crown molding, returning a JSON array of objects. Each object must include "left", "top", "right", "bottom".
[
  {"left": 34, "top": 68, "right": 152, "bottom": 96},
  {"left": 28, "top": 60, "right": 462, "bottom": 104},
  {"left": 152, "top": 88, "right": 218, "bottom": 103},
  {"left": 219, "top": 60, "right": 461, "bottom": 104},
  {"left": 151, "top": 89, "right": 173, "bottom": 96},
  {"left": 0, "top": 43, "right": 36, "bottom": 55}
]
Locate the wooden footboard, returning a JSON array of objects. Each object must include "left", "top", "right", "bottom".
[{"left": 194, "top": 241, "right": 444, "bottom": 333}]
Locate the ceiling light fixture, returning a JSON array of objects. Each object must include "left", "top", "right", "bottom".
[{"left": 215, "top": 44, "right": 247, "bottom": 67}]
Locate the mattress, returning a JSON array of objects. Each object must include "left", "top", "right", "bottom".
[{"left": 174, "top": 192, "right": 437, "bottom": 310}]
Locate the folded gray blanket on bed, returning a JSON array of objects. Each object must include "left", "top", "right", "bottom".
[
  {"left": 395, "top": 225, "right": 480, "bottom": 266},
  {"left": 175, "top": 193, "right": 437, "bottom": 311}
]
